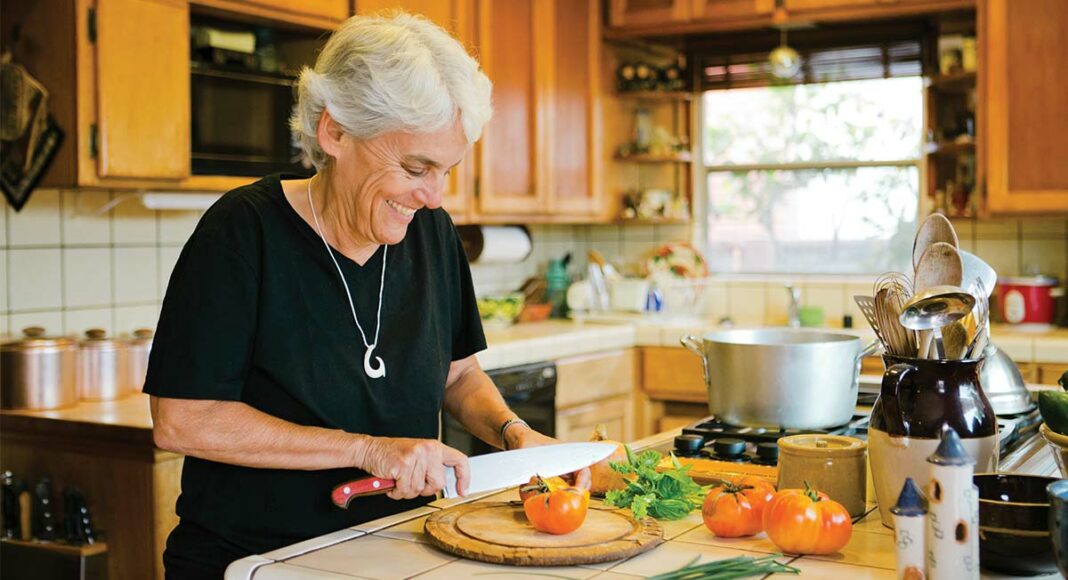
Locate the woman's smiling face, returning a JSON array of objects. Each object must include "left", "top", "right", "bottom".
[{"left": 325, "top": 116, "right": 467, "bottom": 247}]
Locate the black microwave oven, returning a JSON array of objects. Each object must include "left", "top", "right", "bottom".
[{"left": 189, "top": 60, "right": 311, "bottom": 178}]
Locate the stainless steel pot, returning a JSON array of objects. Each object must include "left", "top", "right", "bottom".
[
  {"left": 126, "top": 328, "right": 154, "bottom": 392},
  {"left": 979, "top": 343, "right": 1033, "bottom": 415},
  {"left": 0, "top": 327, "right": 78, "bottom": 410},
  {"left": 682, "top": 328, "right": 880, "bottom": 429},
  {"left": 77, "top": 329, "right": 131, "bottom": 401}
]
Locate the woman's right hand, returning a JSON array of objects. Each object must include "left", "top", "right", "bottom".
[{"left": 361, "top": 437, "right": 470, "bottom": 500}]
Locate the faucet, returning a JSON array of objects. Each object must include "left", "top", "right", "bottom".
[{"left": 785, "top": 284, "right": 801, "bottom": 328}]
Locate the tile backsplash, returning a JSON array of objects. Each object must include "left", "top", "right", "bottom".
[
  {"left": 2, "top": 188, "right": 1065, "bottom": 339},
  {"left": 2, "top": 189, "right": 200, "bottom": 339}
]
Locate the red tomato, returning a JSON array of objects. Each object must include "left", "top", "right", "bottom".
[
  {"left": 762, "top": 483, "right": 853, "bottom": 555},
  {"left": 522, "top": 484, "right": 590, "bottom": 535},
  {"left": 518, "top": 475, "right": 569, "bottom": 502},
  {"left": 701, "top": 476, "right": 776, "bottom": 537}
]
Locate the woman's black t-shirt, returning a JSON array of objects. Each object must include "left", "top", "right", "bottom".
[{"left": 144, "top": 174, "right": 486, "bottom": 555}]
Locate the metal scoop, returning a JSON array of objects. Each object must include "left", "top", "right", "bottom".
[{"left": 899, "top": 285, "right": 976, "bottom": 359}]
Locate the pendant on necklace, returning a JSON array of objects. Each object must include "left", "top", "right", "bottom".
[{"left": 363, "top": 345, "right": 386, "bottom": 379}]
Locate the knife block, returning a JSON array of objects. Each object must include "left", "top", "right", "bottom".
[{"left": 0, "top": 539, "right": 108, "bottom": 580}]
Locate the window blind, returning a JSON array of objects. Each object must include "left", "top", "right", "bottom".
[{"left": 700, "top": 40, "right": 922, "bottom": 89}]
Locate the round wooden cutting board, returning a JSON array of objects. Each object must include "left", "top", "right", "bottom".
[{"left": 423, "top": 501, "right": 664, "bottom": 566}]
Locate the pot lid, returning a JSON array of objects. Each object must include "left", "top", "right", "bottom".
[
  {"left": 1, "top": 326, "right": 76, "bottom": 351},
  {"left": 778, "top": 434, "right": 866, "bottom": 457}
]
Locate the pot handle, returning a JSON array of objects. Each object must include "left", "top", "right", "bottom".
[
  {"left": 857, "top": 339, "right": 883, "bottom": 361},
  {"left": 680, "top": 335, "right": 710, "bottom": 387},
  {"left": 681, "top": 335, "right": 703, "bottom": 355}
]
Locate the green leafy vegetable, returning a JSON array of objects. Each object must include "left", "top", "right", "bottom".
[
  {"left": 646, "top": 553, "right": 800, "bottom": 580},
  {"left": 602, "top": 446, "right": 707, "bottom": 520}
]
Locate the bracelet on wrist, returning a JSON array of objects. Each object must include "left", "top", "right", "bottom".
[{"left": 498, "top": 418, "right": 529, "bottom": 450}]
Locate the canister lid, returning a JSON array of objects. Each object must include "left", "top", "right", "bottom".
[
  {"left": 79, "top": 328, "right": 125, "bottom": 350},
  {"left": 778, "top": 434, "right": 867, "bottom": 457},
  {"left": 127, "top": 328, "right": 155, "bottom": 345},
  {"left": 0, "top": 327, "right": 76, "bottom": 351}
]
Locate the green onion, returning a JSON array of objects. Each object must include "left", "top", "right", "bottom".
[{"left": 645, "top": 553, "right": 801, "bottom": 580}]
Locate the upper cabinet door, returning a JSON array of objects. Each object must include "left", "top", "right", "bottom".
[
  {"left": 691, "top": 0, "right": 774, "bottom": 21},
  {"left": 781, "top": 0, "right": 877, "bottom": 11},
  {"left": 983, "top": 0, "right": 1068, "bottom": 214},
  {"left": 355, "top": 0, "right": 476, "bottom": 220},
  {"left": 95, "top": 0, "right": 190, "bottom": 180},
  {"left": 476, "top": 0, "right": 545, "bottom": 215},
  {"left": 608, "top": 0, "right": 690, "bottom": 29},
  {"left": 548, "top": 0, "right": 601, "bottom": 216},
  {"left": 195, "top": 0, "right": 348, "bottom": 26}
]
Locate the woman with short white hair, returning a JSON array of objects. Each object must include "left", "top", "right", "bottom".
[{"left": 144, "top": 13, "right": 581, "bottom": 578}]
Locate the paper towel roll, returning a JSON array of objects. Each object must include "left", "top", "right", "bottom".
[{"left": 470, "top": 226, "right": 532, "bottom": 264}]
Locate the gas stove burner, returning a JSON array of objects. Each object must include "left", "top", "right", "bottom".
[{"left": 702, "top": 438, "right": 748, "bottom": 462}]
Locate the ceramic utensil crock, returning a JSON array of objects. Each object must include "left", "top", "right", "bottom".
[{"left": 869, "top": 354, "right": 998, "bottom": 526}]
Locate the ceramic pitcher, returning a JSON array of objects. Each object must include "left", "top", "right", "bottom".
[{"left": 869, "top": 355, "right": 999, "bottom": 526}]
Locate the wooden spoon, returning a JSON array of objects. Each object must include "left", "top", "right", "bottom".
[
  {"left": 913, "top": 213, "right": 959, "bottom": 272},
  {"left": 942, "top": 321, "right": 969, "bottom": 359},
  {"left": 914, "top": 242, "right": 963, "bottom": 293}
]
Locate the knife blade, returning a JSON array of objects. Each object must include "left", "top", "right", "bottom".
[{"left": 332, "top": 442, "right": 615, "bottom": 508}]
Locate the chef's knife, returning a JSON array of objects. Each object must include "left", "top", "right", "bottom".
[{"left": 332, "top": 442, "right": 615, "bottom": 509}]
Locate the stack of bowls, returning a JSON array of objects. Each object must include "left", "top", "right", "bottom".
[{"left": 975, "top": 473, "right": 1059, "bottom": 576}]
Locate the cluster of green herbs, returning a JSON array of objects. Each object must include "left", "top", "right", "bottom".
[{"left": 602, "top": 446, "right": 708, "bottom": 520}]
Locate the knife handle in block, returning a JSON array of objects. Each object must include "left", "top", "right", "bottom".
[{"left": 331, "top": 477, "right": 395, "bottom": 508}]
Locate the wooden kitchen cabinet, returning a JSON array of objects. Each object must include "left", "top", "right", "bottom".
[
  {"left": 5, "top": 0, "right": 191, "bottom": 189},
  {"left": 554, "top": 349, "right": 637, "bottom": 442},
  {"left": 641, "top": 346, "right": 707, "bottom": 402},
  {"left": 194, "top": 0, "right": 348, "bottom": 27},
  {"left": 556, "top": 395, "right": 635, "bottom": 443},
  {"left": 1, "top": 397, "right": 180, "bottom": 580},
  {"left": 690, "top": 0, "right": 774, "bottom": 21},
  {"left": 608, "top": 0, "right": 690, "bottom": 29},
  {"left": 981, "top": 0, "right": 1068, "bottom": 214},
  {"left": 476, "top": 0, "right": 604, "bottom": 220}
]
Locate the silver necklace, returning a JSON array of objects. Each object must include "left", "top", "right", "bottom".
[{"left": 307, "top": 179, "right": 387, "bottom": 379}]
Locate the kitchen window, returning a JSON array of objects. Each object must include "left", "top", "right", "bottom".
[{"left": 697, "top": 38, "right": 924, "bottom": 275}]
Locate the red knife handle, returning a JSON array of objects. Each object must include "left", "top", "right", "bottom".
[{"left": 332, "top": 477, "right": 395, "bottom": 508}]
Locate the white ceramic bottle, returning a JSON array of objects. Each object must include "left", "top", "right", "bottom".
[
  {"left": 892, "top": 477, "right": 928, "bottom": 579},
  {"left": 924, "top": 428, "right": 980, "bottom": 579}
]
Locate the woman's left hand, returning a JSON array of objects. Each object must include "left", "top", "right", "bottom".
[{"left": 509, "top": 428, "right": 592, "bottom": 490}]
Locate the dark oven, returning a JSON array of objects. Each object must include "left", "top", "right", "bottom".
[
  {"left": 442, "top": 362, "right": 556, "bottom": 457},
  {"left": 189, "top": 18, "right": 314, "bottom": 177}
]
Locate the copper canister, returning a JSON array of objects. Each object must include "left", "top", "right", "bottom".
[
  {"left": 77, "top": 329, "right": 132, "bottom": 401},
  {"left": 777, "top": 434, "right": 868, "bottom": 517},
  {"left": 126, "top": 328, "right": 154, "bottom": 392},
  {"left": 0, "top": 327, "right": 78, "bottom": 410}
]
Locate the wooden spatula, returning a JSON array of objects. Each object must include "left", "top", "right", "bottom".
[{"left": 913, "top": 213, "right": 959, "bottom": 272}]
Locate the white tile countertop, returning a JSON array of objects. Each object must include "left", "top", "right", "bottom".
[
  {"left": 225, "top": 429, "right": 1061, "bottom": 580},
  {"left": 477, "top": 316, "right": 1068, "bottom": 367}
]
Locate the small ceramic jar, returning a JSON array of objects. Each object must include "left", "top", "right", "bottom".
[{"left": 777, "top": 434, "right": 868, "bottom": 517}]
